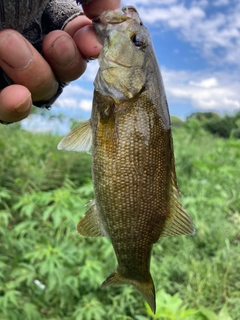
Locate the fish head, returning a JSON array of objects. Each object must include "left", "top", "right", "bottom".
[{"left": 93, "top": 6, "right": 151, "bottom": 102}]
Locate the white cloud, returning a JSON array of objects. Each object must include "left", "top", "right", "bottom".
[
  {"left": 122, "top": 0, "right": 177, "bottom": 6},
  {"left": 21, "top": 115, "right": 70, "bottom": 134},
  {"left": 55, "top": 98, "right": 78, "bottom": 109},
  {"left": 137, "top": 5, "right": 205, "bottom": 26},
  {"left": 191, "top": 0, "right": 208, "bottom": 8},
  {"left": 79, "top": 99, "right": 92, "bottom": 111},
  {"left": 213, "top": 0, "right": 229, "bottom": 6},
  {"left": 63, "top": 84, "right": 92, "bottom": 96},
  {"left": 81, "top": 60, "right": 99, "bottom": 82},
  {"left": 55, "top": 65, "right": 239, "bottom": 117},
  {"left": 56, "top": 68, "right": 240, "bottom": 116},
  {"left": 125, "top": 1, "right": 240, "bottom": 66},
  {"left": 162, "top": 68, "right": 240, "bottom": 112},
  {"left": 55, "top": 98, "right": 92, "bottom": 112},
  {"left": 189, "top": 78, "right": 218, "bottom": 88},
  {"left": 54, "top": 82, "right": 94, "bottom": 113},
  {"left": 36, "top": 0, "right": 240, "bottom": 126}
]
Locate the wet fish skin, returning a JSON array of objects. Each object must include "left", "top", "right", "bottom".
[{"left": 58, "top": 6, "right": 195, "bottom": 314}]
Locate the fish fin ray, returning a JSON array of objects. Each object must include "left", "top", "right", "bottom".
[
  {"left": 159, "top": 148, "right": 195, "bottom": 238},
  {"left": 57, "top": 120, "right": 92, "bottom": 153},
  {"left": 101, "top": 270, "right": 156, "bottom": 314},
  {"left": 160, "top": 171, "right": 195, "bottom": 238},
  {"left": 77, "top": 200, "right": 108, "bottom": 237}
]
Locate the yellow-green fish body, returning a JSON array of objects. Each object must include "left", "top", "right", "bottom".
[{"left": 58, "top": 6, "right": 195, "bottom": 313}]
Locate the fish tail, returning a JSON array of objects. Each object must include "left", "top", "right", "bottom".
[{"left": 101, "top": 270, "right": 156, "bottom": 314}]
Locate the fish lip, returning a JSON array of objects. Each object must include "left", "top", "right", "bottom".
[
  {"left": 93, "top": 7, "right": 136, "bottom": 26},
  {"left": 93, "top": 9, "right": 128, "bottom": 24},
  {"left": 92, "top": 6, "right": 139, "bottom": 22}
]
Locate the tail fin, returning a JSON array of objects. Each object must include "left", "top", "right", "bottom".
[{"left": 101, "top": 270, "right": 156, "bottom": 314}]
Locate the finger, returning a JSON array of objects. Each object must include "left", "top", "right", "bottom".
[
  {"left": 0, "top": 30, "right": 58, "bottom": 102},
  {"left": 63, "top": 15, "right": 92, "bottom": 37},
  {"left": 65, "top": 15, "right": 102, "bottom": 60},
  {"left": 73, "top": 25, "right": 102, "bottom": 59},
  {"left": 42, "top": 30, "right": 87, "bottom": 83},
  {"left": 82, "top": 0, "right": 121, "bottom": 19},
  {"left": 0, "top": 85, "right": 32, "bottom": 123}
]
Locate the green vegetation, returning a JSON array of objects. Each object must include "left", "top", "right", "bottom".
[
  {"left": 0, "top": 118, "right": 239, "bottom": 319},
  {"left": 186, "top": 111, "right": 240, "bottom": 138}
]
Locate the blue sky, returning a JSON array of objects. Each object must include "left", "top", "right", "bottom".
[{"left": 22, "top": 0, "right": 240, "bottom": 133}]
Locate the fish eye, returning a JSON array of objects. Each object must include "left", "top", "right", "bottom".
[{"left": 131, "top": 33, "right": 145, "bottom": 47}]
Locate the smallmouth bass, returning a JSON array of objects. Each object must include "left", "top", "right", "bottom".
[{"left": 58, "top": 6, "right": 195, "bottom": 313}]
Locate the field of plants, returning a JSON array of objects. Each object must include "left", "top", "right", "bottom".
[{"left": 0, "top": 116, "right": 239, "bottom": 320}]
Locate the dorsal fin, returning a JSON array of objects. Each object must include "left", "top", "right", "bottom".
[
  {"left": 57, "top": 120, "right": 92, "bottom": 153},
  {"left": 77, "top": 200, "right": 108, "bottom": 237}
]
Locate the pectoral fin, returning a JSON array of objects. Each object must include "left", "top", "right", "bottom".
[
  {"left": 57, "top": 120, "right": 92, "bottom": 153},
  {"left": 77, "top": 200, "right": 108, "bottom": 237}
]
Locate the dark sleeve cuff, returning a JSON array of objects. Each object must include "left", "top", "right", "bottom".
[
  {"left": 42, "top": 0, "right": 83, "bottom": 33},
  {"left": 33, "top": 81, "right": 68, "bottom": 109}
]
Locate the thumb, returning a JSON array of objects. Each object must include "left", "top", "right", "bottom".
[{"left": 0, "top": 85, "right": 32, "bottom": 123}]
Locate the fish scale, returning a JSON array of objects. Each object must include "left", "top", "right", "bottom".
[{"left": 58, "top": 6, "right": 195, "bottom": 314}]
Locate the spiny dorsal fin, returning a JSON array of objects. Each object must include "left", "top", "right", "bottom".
[
  {"left": 57, "top": 120, "right": 92, "bottom": 153},
  {"left": 77, "top": 200, "right": 108, "bottom": 237},
  {"left": 160, "top": 171, "right": 195, "bottom": 238}
]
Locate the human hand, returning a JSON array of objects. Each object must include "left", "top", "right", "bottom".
[{"left": 0, "top": 0, "right": 121, "bottom": 124}]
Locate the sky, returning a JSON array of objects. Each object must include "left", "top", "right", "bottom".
[{"left": 22, "top": 0, "right": 240, "bottom": 134}]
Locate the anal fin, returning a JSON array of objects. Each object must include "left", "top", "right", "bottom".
[
  {"left": 160, "top": 195, "right": 195, "bottom": 238},
  {"left": 77, "top": 200, "right": 108, "bottom": 237},
  {"left": 160, "top": 171, "right": 195, "bottom": 238}
]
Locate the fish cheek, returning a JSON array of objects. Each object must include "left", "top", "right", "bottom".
[
  {"left": 102, "top": 67, "right": 146, "bottom": 100},
  {"left": 126, "top": 67, "right": 146, "bottom": 97},
  {"left": 100, "top": 31, "right": 146, "bottom": 99}
]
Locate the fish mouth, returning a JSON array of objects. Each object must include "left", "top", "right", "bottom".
[
  {"left": 93, "top": 8, "right": 128, "bottom": 24},
  {"left": 93, "top": 6, "right": 139, "bottom": 24},
  {"left": 93, "top": 6, "right": 141, "bottom": 33},
  {"left": 93, "top": 10, "right": 128, "bottom": 44}
]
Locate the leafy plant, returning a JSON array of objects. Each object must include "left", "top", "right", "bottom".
[{"left": 0, "top": 120, "right": 239, "bottom": 319}]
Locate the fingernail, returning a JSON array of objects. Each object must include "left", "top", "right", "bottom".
[
  {"left": 0, "top": 33, "right": 33, "bottom": 69},
  {"left": 49, "top": 35, "right": 77, "bottom": 67},
  {"left": 15, "top": 94, "right": 32, "bottom": 113}
]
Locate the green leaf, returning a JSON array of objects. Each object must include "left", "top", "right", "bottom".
[{"left": 198, "top": 306, "right": 219, "bottom": 320}]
